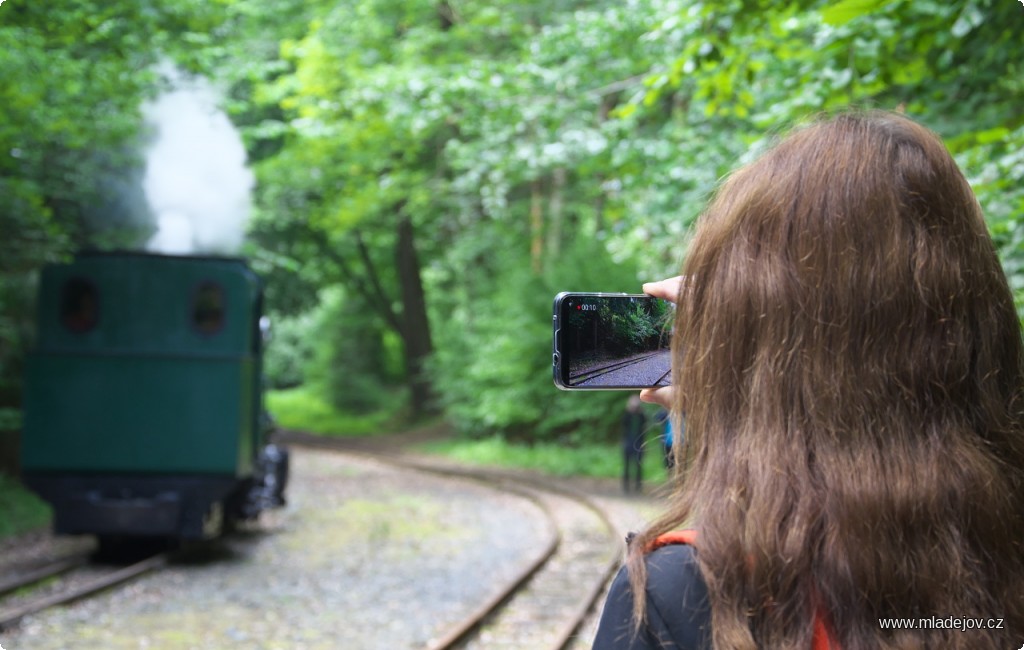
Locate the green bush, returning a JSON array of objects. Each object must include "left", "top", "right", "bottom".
[
  {"left": 262, "top": 311, "right": 317, "bottom": 390},
  {"left": 266, "top": 387, "right": 395, "bottom": 436},
  {"left": 427, "top": 237, "right": 652, "bottom": 444},
  {"left": 303, "top": 287, "right": 402, "bottom": 415},
  {"left": 422, "top": 434, "right": 670, "bottom": 482},
  {"left": 0, "top": 472, "right": 51, "bottom": 539}
]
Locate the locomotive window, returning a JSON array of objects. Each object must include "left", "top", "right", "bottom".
[
  {"left": 60, "top": 278, "right": 99, "bottom": 333},
  {"left": 192, "top": 281, "right": 225, "bottom": 335}
]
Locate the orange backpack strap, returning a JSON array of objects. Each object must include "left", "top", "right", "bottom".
[
  {"left": 646, "top": 529, "right": 838, "bottom": 650},
  {"left": 812, "top": 613, "right": 836, "bottom": 650},
  {"left": 647, "top": 528, "right": 699, "bottom": 551}
]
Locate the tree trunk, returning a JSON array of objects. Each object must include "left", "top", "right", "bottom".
[
  {"left": 530, "top": 179, "right": 543, "bottom": 273},
  {"left": 545, "top": 167, "right": 566, "bottom": 265},
  {"left": 437, "top": 1, "right": 456, "bottom": 30},
  {"left": 395, "top": 215, "right": 436, "bottom": 417}
]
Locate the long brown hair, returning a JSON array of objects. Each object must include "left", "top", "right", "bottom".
[{"left": 628, "top": 111, "right": 1024, "bottom": 649}]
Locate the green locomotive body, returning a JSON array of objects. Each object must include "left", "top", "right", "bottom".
[{"left": 21, "top": 252, "right": 287, "bottom": 541}]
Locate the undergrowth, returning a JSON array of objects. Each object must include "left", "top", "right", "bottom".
[{"left": 0, "top": 472, "right": 51, "bottom": 540}]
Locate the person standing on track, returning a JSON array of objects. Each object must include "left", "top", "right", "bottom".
[
  {"left": 655, "top": 408, "right": 674, "bottom": 470},
  {"left": 621, "top": 395, "right": 646, "bottom": 494},
  {"left": 593, "top": 111, "right": 1024, "bottom": 648}
]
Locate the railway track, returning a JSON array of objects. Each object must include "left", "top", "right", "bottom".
[
  {"left": 0, "top": 549, "right": 171, "bottom": 631},
  {"left": 0, "top": 552, "right": 92, "bottom": 599},
  {"left": 282, "top": 432, "right": 624, "bottom": 650},
  {"left": 569, "top": 351, "right": 669, "bottom": 386}
]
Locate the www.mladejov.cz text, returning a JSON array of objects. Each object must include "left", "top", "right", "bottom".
[{"left": 878, "top": 616, "right": 1004, "bottom": 631}]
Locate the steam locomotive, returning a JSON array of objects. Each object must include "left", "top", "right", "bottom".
[{"left": 20, "top": 252, "right": 288, "bottom": 543}]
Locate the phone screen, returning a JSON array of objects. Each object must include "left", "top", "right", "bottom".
[{"left": 552, "top": 293, "right": 674, "bottom": 390}]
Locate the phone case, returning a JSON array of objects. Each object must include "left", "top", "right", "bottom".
[{"left": 552, "top": 292, "right": 672, "bottom": 391}]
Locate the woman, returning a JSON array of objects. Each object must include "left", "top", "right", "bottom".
[{"left": 593, "top": 111, "right": 1024, "bottom": 649}]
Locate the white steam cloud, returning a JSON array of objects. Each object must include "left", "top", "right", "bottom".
[{"left": 143, "top": 66, "right": 254, "bottom": 255}]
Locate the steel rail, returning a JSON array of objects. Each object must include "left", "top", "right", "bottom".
[
  {"left": 0, "top": 553, "right": 92, "bottom": 598},
  {"left": 517, "top": 474, "right": 622, "bottom": 650},
  {"left": 423, "top": 479, "right": 560, "bottom": 650},
  {"left": 653, "top": 367, "right": 671, "bottom": 386},
  {"left": 0, "top": 551, "right": 169, "bottom": 631}
]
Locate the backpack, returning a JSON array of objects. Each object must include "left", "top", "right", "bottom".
[{"left": 650, "top": 530, "right": 837, "bottom": 650}]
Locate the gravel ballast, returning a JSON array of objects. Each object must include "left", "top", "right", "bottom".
[{"left": 2, "top": 449, "right": 555, "bottom": 649}]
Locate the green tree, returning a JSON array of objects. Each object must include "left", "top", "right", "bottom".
[
  {"left": 6, "top": 0, "right": 1020, "bottom": 449},
  {"left": 624, "top": 0, "right": 1024, "bottom": 281}
]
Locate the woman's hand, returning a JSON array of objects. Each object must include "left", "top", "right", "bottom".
[
  {"left": 639, "top": 276, "right": 682, "bottom": 410},
  {"left": 641, "top": 276, "right": 683, "bottom": 302}
]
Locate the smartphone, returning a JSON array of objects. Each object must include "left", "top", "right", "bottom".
[{"left": 552, "top": 292, "right": 674, "bottom": 390}]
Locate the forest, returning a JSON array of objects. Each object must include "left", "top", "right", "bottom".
[{"left": 1, "top": 0, "right": 1023, "bottom": 455}]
